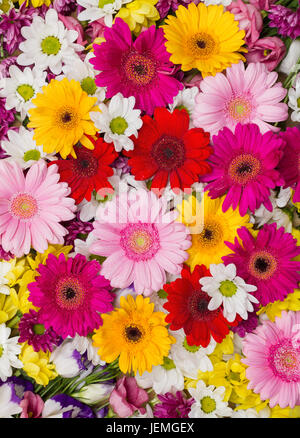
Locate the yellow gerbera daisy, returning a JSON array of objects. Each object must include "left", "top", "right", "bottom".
[
  {"left": 92, "top": 294, "right": 175, "bottom": 375},
  {"left": 162, "top": 3, "right": 246, "bottom": 77},
  {"left": 28, "top": 78, "right": 99, "bottom": 159},
  {"left": 177, "top": 192, "right": 252, "bottom": 270}
]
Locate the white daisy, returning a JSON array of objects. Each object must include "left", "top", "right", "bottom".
[
  {"left": 0, "top": 65, "right": 47, "bottom": 120},
  {"left": 188, "top": 381, "right": 233, "bottom": 418},
  {"left": 170, "top": 329, "right": 216, "bottom": 379},
  {"left": 1, "top": 126, "right": 56, "bottom": 168},
  {"left": 169, "top": 86, "right": 199, "bottom": 127},
  {"left": 77, "top": 0, "right": 131, "bottom": 26},
  {"left": 0, "top": 324, "right": 23, "bottom": 382},
  {"left": 199, "top": 263, "right": 258, "bottom": 323},
  {"left": 91, "top": 93, "right": 143, "bottom": 152},
  {"left": 72, "top": 334, "right": 105, "bottom": 366},
  {"left": 136, "top": 359, "right": 184, "bottom": 394},
  {"left": 0, "top": 261, "right": 12, "bottom": 295},
  {"left": 288, "top": 75, "right": 300, "bottom": 122},
  {"left": 0, "top": 383, "right": 22, "bottom": 418},
  {"left": 17, "top": 9, "right": 83, "bottom": 75},
  {"left": 253, "top": 188, "right": 292, "bottom": 232}
]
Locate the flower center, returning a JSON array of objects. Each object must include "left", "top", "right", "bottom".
[
  {"left": 187, "top": 32, "right": 217, "bottom": 58},
  {"left": 9, "top": 193, "right": 38, "bottom": 220},
  {"left": 0, "top": 345, "right": 3, "bottom": 357},
  {"left": 23, "top": 149, "right": 41, "bottom": 162},
  {"left": 200, "top": 396, "right": 216, "bottom": 414},
  {"left": 110, "top": 117, "right": 128, "bottom": 135},
  {"left": 151, "top": 135, "right": 185, "bottom": 171},
  {"left": 268, "top": 338, "right": 300, "bottom": 382},
  {"left": 188, "top": 290, "right": 219, "bottom": 322},
  {"left": 226, "top": 95, "right": 252, "bottom": 123},
  {"left": 41, "top": 36, "right": 61, "bottom": 55},
  {"left": 219, "top": 280, "right": 237, "bottom": 297},
  {"left": 198, "top": 220, "right": 223, "bottom": 248},
  {"left": 73, "top": 149, "right": 99, "bottom": 177},
  {"left": 183, "top": 337, "right": 200, "bottom": 353},
  {"left": 124, "top": 324, "right": 144, "bottom": 343},
  {"left": 120, "top": 223, "right": 160, "bottom": 261},
  {"left": 33, "top": 323, "right": 46, "bottom": 335},
  {"left": 162, "top": 356, "right": 176, "bottom": 370},
  {"left": 98, "top": 0, "right": 114, "bottom": 7},
  {"left": 297, "top": 97, "right": 300, "bottom": 108},
  {"left": 249, "top": 251, "right": 277, "bottom": 280},
  {"left": 56, "top": 106, "right": 79, "bottom": 130},
  {"left": 228, "top": 153, "right": 261, "bottom": 185},
  {"left": 55, "top": 276, "right": 85, "bottom": 310},
  {"left": 80, "top": 76, "right": 97, "bottom": 95},
  {"left": 16, "top": 84, "right": 35, "bottom": 102},
  {"left": 122, "top": 50, "right": 157, "bottom": 88}
]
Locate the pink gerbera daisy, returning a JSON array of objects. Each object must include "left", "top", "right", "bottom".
[
  {"left": 242, "top": 311, "right": 300, "bottom": 408},
  {"left": 89, "top": 189, "right": 191, "bottom": 296},
  {"left": 204, "top": 123, "right": 284, "bottom": 216},
  {"left": 0, "top": 160, "right": 76, "bottom": 257},
  {"left": 193, "top": 61, "right": 288, "bottom": 136},
  {"left": 89, "top": 18, "right": 183, "bottom": 115},
  {"left": 222, "top": 224, "right": 300, "bottom": 306},
  {"left": 28, "top": 253, "right": 114, "bottom": 338},
  {"left": 278, "top": 127, "right": 300, "bottom": 203}
]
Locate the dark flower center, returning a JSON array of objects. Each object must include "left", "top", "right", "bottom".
[
  {"left": 61, "top": 112, "right": 72, "bottom": 123},
  {"left": 188, "top": 290, "right": 218, "bottom": 322},
  {"left": 64, "top": 287, "right": 76, "bottom": 300},
  {"left": 122, "top": 50, "right": 157, "bottom": 88},
  {"left": 151, "top": 135, "right": 185, "bottom": 170},
  {"left": 73, "top": 150, "right": 99, "bottom": 177},
  {"left": 229, "top": 153, "right": 261, "bottom": 185},
  {"left": 56, "top": 276, "right": 85, "bottom": 310},
  {"left": 125, "top": 325, "right": 143, "bottom": 343},
  {"left": 254, "top": 257, "right": 270, "bottom": 273},
  {"left": 249, "top": 251, "right": 278, "bottom": 280},
  {"left": 197, "top": 40, "right": 206, "bottom": 49},
  {"left": 237, "top": 163, "right": 252, "bottom": 175},
  {"left": 203, "top": 228, "right": 213, "bottom": 240}
]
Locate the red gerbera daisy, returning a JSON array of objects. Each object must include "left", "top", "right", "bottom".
[
  {"left": 125, "top": 108, "right": 212, "bottom": 193},
  {"left": 49, "top": 135, "right": 118, "bottom": 204},
  {"left": 163, "top": 264, "right": 236, "bottom": 347}
]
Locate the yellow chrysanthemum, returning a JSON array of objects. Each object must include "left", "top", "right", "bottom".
[
  {"left": 28, "top": 78, "right": 99, "bottom": 159},
  {"left": 0, "top": 289, "right": 18, "bottom": 325},
  {"left": 209, "top": 333, "right": 234, "bottom": 362},
  {"left": 93, "top": 294, "right": 175, "bottom": 375},
  {"left": 19, "top": 343, "right": 57, "bottom": 386},
  {"left": 270, "top": 406, "right": 300, "bottom": 418},
  {"left": 162, "top": 3, "right": 246, "bottom": 77},
  {"left": 0, "top": 0, "right": 12, "bottom": 13},
  {"left": 115, "top": 0, "right": 160, "bottom": 35},
  {"left": 291, "top": 228, "right": 300, "bottom": 262},
  {"left": 177, "top": 193, "right": 252, "bottom": 270},
  {"left": 19, "top": 0, "right": 51, "bottom": 6},
  {"left": 257, "top": 289, "right": 300, "bottom": 322}
]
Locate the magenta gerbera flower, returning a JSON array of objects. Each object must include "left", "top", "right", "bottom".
[
  {"left": 0, "top": 160, "right": 76, "bottom": 257},
  {"left": 278, "top": 127, "right": 300, "bottom": 203},
  {"left": 222, "top": 224, "right": 300, "bottom": 306},
  {"left": 89, "top": 18, "right": 183, "bottom": 115},
  {"left": 89, "top": 189, "right": 191, "bottom": 296},
  {"left": 193, "top": 61, "right": 288, "bottom": 136},
  {"left": 204, "top": 123, "right": 284, "bottom": 216},
  {"left": 28, "top": 253, "right": 114, "bottom": 339},
  {"left": 242, "top": 311, "right": 300, "bottom": 408}
]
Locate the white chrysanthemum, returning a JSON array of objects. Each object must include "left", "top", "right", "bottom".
[
  {"left": 188, "top": 381, "right": 233, "bottom": 418},
  {"left": 169, "top": 86, "right": 199, "bottom": 127},
  {"left": 72, "top": 334, "right": 105, "bottom": 366},
  {"left": 91, "top": 93, "right": 143, "bottom": 152},
  {"left": 232, "top": 407, "right": 271, "bottom": 418},
  {"left": 0, "top": 261, "right": 12, "bottom": 296},
  {"left": 136, "top": 359, "right": 184, "bottom": 394},
  {"left": 59, "top": 52, "right": 106, "bottom": 103},
  {"left": 0, "top": 383, "right": 22, "bottom": 418},
  {"left": 288, "top": 76, "right": 300, "bottom": 122},
  {"left": 253, "top": 188, "right": 292, "bottom": 232},
  {"left": 17, "top": 9, "right": 83, "bottom": 75},
  {"left": 0, "top": 324, "right": 23, "bottom": 382},
  {"left": 1, "top": 127, "right": 56, "bottom": 168},
  {"left": 77, "top": 0, "right": 131, "bottom": 26},
  {"left": 199, "top": 263, "right": 258, "bottom": 323},
  {"left": 170, "top": 329, "right": 216, "bottom": 379},
  {"left": 202, "top": 0, "right": 232, "bottom": 5},
  {"left": 0, "top": 66, "right": 47, "bottom": 120}
]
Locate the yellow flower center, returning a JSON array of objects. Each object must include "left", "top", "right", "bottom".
[
  {"left": 56, "top": 106, "right": 79, "bottom": 130},
  {"left": 219, "top": 280, "right": 237, "bottom": 297},
  {"left": 41, "top": 36, "right": 61, "bottom": 56},
  {"left": 200, "top": 396, "right": 216, "bottom": 414},
  {"left": 24, "top": 149, "right": 41, "bottom": 162},
  {"left": 110, "top": 117, "right": 128, "bottom": 135},
  {"left": 17, "top": 84, "right": 35, "bottom": 102},
  {"left": 98, "top": 0, "right": 114, "bottom": 7},
  {"left": 80, "top": 77, "right": 97, "bottom": 96},
  {"left": 187, "top": 32, "right": 217, "bottom": 59}
]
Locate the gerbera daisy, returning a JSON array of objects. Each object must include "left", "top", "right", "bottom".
[
  {"left": 28, "top": 253, "right": 114, "bottom": 339},
  {"left": 49, "top": 137, "right": 117, "bottom": 205},
  {"left": 204, "top": 123, "right": 285, "bottom": 216},
  {"left": 177, "top": 192, "right": 252, "bottom": 270},
  {"left": 163, "top": 264, "right": 236, "bottom": 347},
  {"left": 89, "top": 189, "right": 191, "bottom": 296},
  {"left": 193, "top": 61, "right": 288, "bottom": 136},
  {"left": 242, "top": 311, "right": 300, "bottom": 408},
  {"left": 277, "top": 127, "right": 300, "bottom": 203},
  {"left": 92, "top": 294, "right": 175, "bottom": 375},
  {"left": 188, "top": 381, "right": 232, "bottom": 418},
  {"left": 28, "top": 78, "right": 99, "bottom": 159},
  {"left": 0, "top": 160, "right": 76, "bottom": 258},
  {"left": 222, "top": 224, "right": 300, "bottom": 306},
  {"left": 162, "top": 3, "right": 246, "bottom": 77},
  {"left": 90, "top": 18, "right": 183, "bottom": 115},
  {"left": 125, "top": 108, "right": 212, "bottom": 193}
]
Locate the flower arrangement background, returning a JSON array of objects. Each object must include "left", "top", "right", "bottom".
[{"left": 0, "top": 0, "right": 299, "bottom": 419}]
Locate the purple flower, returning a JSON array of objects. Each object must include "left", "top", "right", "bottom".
[
  {"left": 112, "top": 156, "right": 131, "bottom": 175},
  {"left": 64, "top": 213, "right": 94, "bottom": 247},
  {"left": 0, "top": 97, "right": 16, "bottom": 143},
  {"left": 156, "top": 0, "right": 201, "bottom": 19},
  {"left": 50, "top": 394, "right": 95, "bottom": 418},
  {"left": 153, "top": 391, "right": 194, "bottom": 418},
  {"left": 231, "top": 305, "right": 260, "bottom": 338},
  {"left": 0, "top": 4, "right": 35, "bottom": 54},
  {"left": 268, "top": 5, "right": 300, "bottom": 39},
  {"left": 0, "top": 244, "right": 14, "bottom": 261},
  {"left": 53, "top": 0, "right": 77, "bottom": 15}
]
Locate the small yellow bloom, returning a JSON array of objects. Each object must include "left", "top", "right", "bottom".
[
  {"left": 258, "top": 289, "right": 300, "bottom": 321},
  {"left": 115, "top": 0, "right": 160, "bottom": 35},
  {"left": 19, "top": 343, "right": 57, "bottom": 386},
  {"left": 0, "top": 289, "right": 18, "bottom": 324},
  {"left": 270, "top": 406, "right": 300, "bottom": 418}
]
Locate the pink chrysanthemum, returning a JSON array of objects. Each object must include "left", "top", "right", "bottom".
[
  {"left": 222, "top": 224, "right": 300, "bottom": 306},
  {"left": 278, "top": 127, "right": 300, "bottom": 203},
  {"left": 242, "top": 311, "right": 300, "bottom": 408},
  {"left": 193, "top": 61, "right": 288, "bottom": 136},
  {"left": 18, "top": 309, "right": 61, "bottom": 353},
  {"left": 204, "top": 123, "right": 284, "bottom": 216},
  {"left": 28, "top": 253, "right": 114, "bottom": 339},
  {"left": 89, "top": 189, "right": 191, "bottom": 296},
  {"left": 0, "top": 160, "right": 76, "bottom": 257},
  {"left": 90, "top": 18, "right": 183, "bottom": 115}
]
